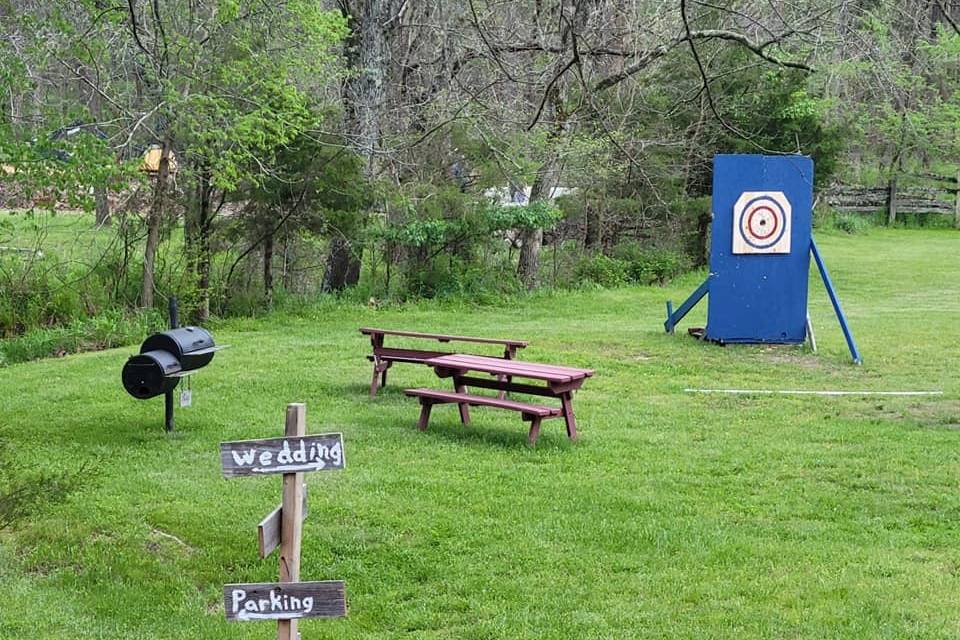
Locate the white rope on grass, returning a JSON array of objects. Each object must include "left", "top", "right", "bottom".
[{"left": 684, "top": 389, "right": 944, "bottom": 397}]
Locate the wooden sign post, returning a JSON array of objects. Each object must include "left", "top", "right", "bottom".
[{"left": 220, "top": 403, "right": 346, "bottom": 639}]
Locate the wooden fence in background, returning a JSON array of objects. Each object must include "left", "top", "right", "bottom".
[{"left": 825, "top": 172, "right": 960, "bottom": 228}]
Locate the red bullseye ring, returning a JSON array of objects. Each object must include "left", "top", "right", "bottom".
[{"left": 746, "top": 205, "right": 779, "bottom": 240}]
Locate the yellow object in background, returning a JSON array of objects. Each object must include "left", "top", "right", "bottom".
[{"left": 140, "top": 145, "right": 178, "bottom": 174}]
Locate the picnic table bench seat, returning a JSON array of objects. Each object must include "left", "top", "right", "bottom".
[
  {"left": 366, "top": 347, "right": 450, "bottom": 364},
  {"left": 404, "top": 388, "right": 562, "bottom": 445},
  {"left": 360, "top": 327, "right": 528, "bottom": 397},
  {"left": 406, "top": 355, "right": 595, "bottom": 445}
]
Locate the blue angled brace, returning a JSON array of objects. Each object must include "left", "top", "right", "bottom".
[
  {"left": 810, "top": 237, "right": 862, "bottom": 365},
  {"left": 664, "top": 277, "right": 710, "bottom": 334}
]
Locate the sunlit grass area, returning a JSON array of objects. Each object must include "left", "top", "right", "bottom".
[{"left": 1, "top": 228, "right": 959, "bottom": 639}]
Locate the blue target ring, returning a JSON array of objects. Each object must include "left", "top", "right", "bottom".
[{"left": 738, "top": 195, "right": 788, "bottom": 249}]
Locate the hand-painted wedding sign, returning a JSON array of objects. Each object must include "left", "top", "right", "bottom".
[
  {"left": 219, "top": 433, "right": 345, "bottom": 477},
  {"left": 219, "top": 403, "right": 347, "bottom": 639}
]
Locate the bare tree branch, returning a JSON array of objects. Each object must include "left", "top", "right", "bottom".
[{"left": 593, "top": 27, "right": 812, "bottom": 93}]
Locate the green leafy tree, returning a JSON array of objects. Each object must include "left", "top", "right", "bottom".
[
  {"left": 4, "top": 0, "right": 348, "bottom": 318},
  {"left": 232, "top": 129, "right": 369, "bottom": 306}
]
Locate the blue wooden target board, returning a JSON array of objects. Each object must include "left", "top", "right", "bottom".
[
  {"left": 707, "top": 154, "right": 813, "bottom": 343},
  {"left": 664, "top": 153, "right": 862, "bottom": 363}
]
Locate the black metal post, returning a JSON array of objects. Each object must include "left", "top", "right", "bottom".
[
  {"left": 164, "top": 389, "right": 175, "bottom": 432},
  {"left": 164, "top": 296, "right": 179, "bottom": 432},
  {"left": 168, "top": 296, "right": 179, "bottom": 330}
]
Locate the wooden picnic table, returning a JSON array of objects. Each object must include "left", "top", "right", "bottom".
[
  {"left": 405, "top": 354, "right": 594, "bottom": 444},
  {"left": 359, "top": 327, "right": 528, "bottom": 397}
]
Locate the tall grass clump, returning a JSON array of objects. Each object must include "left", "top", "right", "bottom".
[{"left": 0, "top": 308, "right": 164, "bottom": 366}]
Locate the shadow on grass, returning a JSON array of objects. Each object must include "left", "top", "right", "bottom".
[
  {"left": 350, "top": 383, "right": 409, "bottom": 398},
  {"left": 317, "top": 381, "right": 575, "bottom": 449},
  {"left": 412, "top": 412, "right": 571, "bottom": 450}
]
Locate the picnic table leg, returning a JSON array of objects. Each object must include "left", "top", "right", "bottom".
[
  {"left": 417, "top": 401, "right": 433, "bottom": 431},
  {"left": 527, "top": 416, "right": 542, "bottom": 446},
  {"left": 495, "top": 375, "right": 513, "bottom": 400},
  {"left": 560, "top": 392, "right": 578, "bottom": 441},
  {"left": 498, "top": 346, "right": 516, "bottom": 400},
  {"left": 454, "top": 377, "right": 471, "bottom": 425},
  {"left": 370, "top": 360, "right": 383, "bottom": 397},
  {"left": 369, "top": 333, "right": 385, "bottom": 396},
  {"left": 380, "top": 361, "right": 391, "bottom": 388}
]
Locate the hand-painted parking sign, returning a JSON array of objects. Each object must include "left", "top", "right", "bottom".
[{"left": 732, "top": 191, "right": 791, "bottom": 254}]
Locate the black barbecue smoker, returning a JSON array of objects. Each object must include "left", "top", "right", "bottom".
[{"left": 122, "top": 298, "right": 225, "bottom": 431}]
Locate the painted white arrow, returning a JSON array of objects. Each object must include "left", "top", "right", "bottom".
[
  {"left": 236, "top": 610, "right": 307, "bottom": 621},
  {"left": 251, "top": 461, "right": 326, "bottom": 473}
]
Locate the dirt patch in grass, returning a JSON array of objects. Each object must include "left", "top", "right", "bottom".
[
  {"left": 902, "top": 399, "right": 960, "bottom": 430},
  {"left": 762, "top": 346, "right": 826, "bottom": 369},
  {"left": 862, "top": 399, "right": 960, "bottom": 430},
  {"left": 146, "top": 527, "right": 196, "bottom": 556}
]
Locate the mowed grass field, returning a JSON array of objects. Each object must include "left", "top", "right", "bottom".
[{"left": 1, "top": 228, "right": 958, "bottom": 639}]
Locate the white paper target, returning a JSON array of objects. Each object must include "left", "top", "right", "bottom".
[{"left": 732, "top": 191, "right": 791, "bottom": 254}]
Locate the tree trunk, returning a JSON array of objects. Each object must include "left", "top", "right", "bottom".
[
  {"left": 516, "top": 1, "right": 591, "bottom": 289},
  {"left": 518, "top": 153, "right": 560, "bottom": 288},
  {"left": 323, "top": 237, "right": 360, "bottom": 292},
  {"left": 954, "top": 171, "right": 960, "bottom": 230},
  {"left": 282, "top": 234, "right": 296, "bottom": 291},
  {"left": 517, "top": 227, "right": 544, "bottom": 288},
  {"left": 518, "top": 86, "right": 565, "bottom": 290},
  {"left": 142, "top": 219, "right": 160, "bottom": 309},
  {"left": 694, "top": 207, "right": 712, "bottom": 268},
  {"left": 141, "top": 140, "right": 171, "bottom": 309},
  {"left": 584, "top": 203, "right": 601, "bottom": 250},
  {"left": 263, "top": 229, "right": 274, "bottom": 305},
  {"left": 94, "top": 186, "right": 110, "bottom": 226},
  {"left": 195, "top": 171, "right": 213, "bottom": 322},
  {"left": 322, "top": 0, "right": 401, "bottom": 291},
  {"left": 87, "top": 64, "right": 111, "bottom": 229},
  {"left": 887, "top": 174, "right": 898, "bottom": 226},
  {"left": 342, "top": 0, "right": 394, "bottom": 177}
]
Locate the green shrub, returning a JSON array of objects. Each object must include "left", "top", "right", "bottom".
[
  {"left": 0, "top": 242, "right": 156, "bottom": 337},
  {"left": 670, "top": 196, "right": 712, "bottom": 265},
  {"left": 485, "top": 201, "right": 562, "bottom": 232},
  {"left": 573, "top": 254, "right": 629, "bottom": 288},
  {"left": 832, "top": 213, "right": 872, "bottom": 235},
  {"left": 894, "top": 212, "right": 955, "bottom": 229},
  {"left": 0, "top": 440, "right": 92, "bottom": 531},
  {"left": 610, "top": 243, "right": 692, "bottom": 285},
  {"left": 0, "top": 253, "right": 85, "bottom": 335},
  {"left": 402, "top": 256, "right": 522, "bottom": 302},
  {"left": 0, "top": 309, "right": 163, "bottom": 365}
]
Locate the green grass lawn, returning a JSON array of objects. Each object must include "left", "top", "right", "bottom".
[
  {"left": 1, "top": 209, "right": 112, "bottom": 257},
  {"left": 1, "top": 228, "right": 958, "bottom": 639}
]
